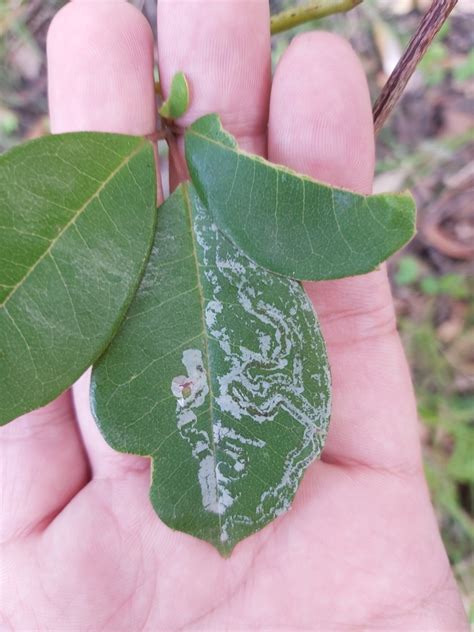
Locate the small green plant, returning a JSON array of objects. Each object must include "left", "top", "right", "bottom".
[
  {"left": 421, "top": 392, "right": 474, "bottom": 563},
  {"left": 418, "top": 23, "right": 450, "bottom": 87},
  {"left": 394, "top": 254, "right": 420, "bottom": 285},
  {"left": 420, "top": 274, "right": 470, "bottom": 299},
  {"left": 397, "top": 263, "right": 474, "bottom": 574},
  {"left": 454, "top": 48, "right": 474, "bottom": 82},
  {"left": 395, "top": 256, "right": 470, "bottom": 300}
]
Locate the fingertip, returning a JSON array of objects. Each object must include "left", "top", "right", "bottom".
[
  {"left": 268, "top": 31, "right": 374, "bottom": 194},
  {"left": 47, "top": 0, "right": 156, "bottom": 135},
  {"left": 157, "top": 0, "right": 271, "bottom": 154}
]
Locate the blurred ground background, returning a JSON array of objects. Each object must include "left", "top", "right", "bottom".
[{"left": 1, "top": 0, "right": 472, "bottom": 620}]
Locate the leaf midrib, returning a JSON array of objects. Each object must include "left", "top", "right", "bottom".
[
  {"left": 187, "top": 127, "right": 363, "bottom": 199},
  {"left": 182, "top": 184, "right": 223, "bottom": 540},
  {"left": 188, "top": 125, "right": 416, "bottom": 209},
  {"left": 0, "top": 139, "right": 147, "bottom": 309}
]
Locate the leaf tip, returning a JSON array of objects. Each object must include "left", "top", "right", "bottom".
[
  {"left": 186, "top": 113, "right": 237, "bottom": 150},
  {"left": 216, "top": 543, "right": 235, "bottom": 559}
]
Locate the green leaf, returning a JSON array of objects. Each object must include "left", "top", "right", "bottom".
[
  {"left": 185, "top": 114, "right": 416, "bottom": 281},
  {"left": 420, "top": 276, "right": 440, "bottom": 296},
  {"left": 447, "top": 426, "right": 474, "bottom": 483},
  {"left": 454, "top": 49, "right": 474, "bottom": 82},
  {"left": 0, "top": 132, "right": 156, "bottom": 425},
  {"left": 394, "top": 255, "right": 420, "bottom": 286},
  {"left": 437, "top": 274, "right": 470, "bottom": 300},
  {"left": 159, "top": 71, "right": 190, "bottom": 120},
  {"left": 419, "top": 41, "right": 448, "bottom": 87},
  {"left": 420, "top": 274, "right": 470, "bottom": 299},
  {"left": 91, "top": 183, "right": 331, "bottom": 556}
]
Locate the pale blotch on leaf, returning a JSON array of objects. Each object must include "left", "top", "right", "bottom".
[{"left": 0, "top": 132, "right": 156, "bottom": 426}]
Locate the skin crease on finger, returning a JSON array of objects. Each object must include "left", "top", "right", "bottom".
[{"left": 0, "top": 1, "right": 468, "bottom": 630}]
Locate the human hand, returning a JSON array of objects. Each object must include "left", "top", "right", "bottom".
[{"left": 1, "top": 1, "right": 467, "bottom": 630}]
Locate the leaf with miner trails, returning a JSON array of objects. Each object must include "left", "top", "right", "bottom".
[{"left": 91, "top": 183, "right": 331, "bottom": 556}]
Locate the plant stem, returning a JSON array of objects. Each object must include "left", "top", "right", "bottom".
[
  {"left": 270, "top": 0, "right": 363, "bottom": 35},
  {"left": 166, "top": 129, "right": 188, "bottom": 185},
  {"left": 146, "top": 130, "right": 167, "bottom": 143},
  {"left": 373, "top": 0, "right": 458, "bottom": 135},
  {"left": 154, "top": 142, "right": 165, "bottom": 204}
]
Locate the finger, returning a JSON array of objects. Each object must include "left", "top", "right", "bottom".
[
  {"left": 0, "top": 393, "right": 88, "bottom": 543},
  {"left": 157, "top": 0, "right": 271, "bottom": 186},
  {"left": 48, "top": 0, "right": 156, "bottom": 136},
  {"left": 268, "top": 33, "right": 421, "bottom": 473},
  {"left": 47, "top": 0, "right": 157, "bottom": 478}
]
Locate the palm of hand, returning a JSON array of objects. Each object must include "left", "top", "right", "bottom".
[
  {"left": 2, "top": 407, "right": 461, "bottom": 630},
  {"left": 1, "top": 1, "right": 466, "bottom": 630},
  {"left": 2, "top": 445, "right": 457, "bottom": 630}
]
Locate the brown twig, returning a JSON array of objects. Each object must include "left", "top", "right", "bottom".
[
  {"left": 373, "top": 0, "right": 458, "bottom": 135},
  {"left": 165, "top": 128, "right": 188, "bottom": 185},
  {"left": 145, "top": 130, "right": 167, "bottom": 143},
  {"left": 153, "top": 142, "right": 164, "bottom": 205}
]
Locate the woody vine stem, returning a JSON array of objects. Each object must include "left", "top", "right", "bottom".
[{"left": 372, "top": 0, "right": 459, "bottom": 133}]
